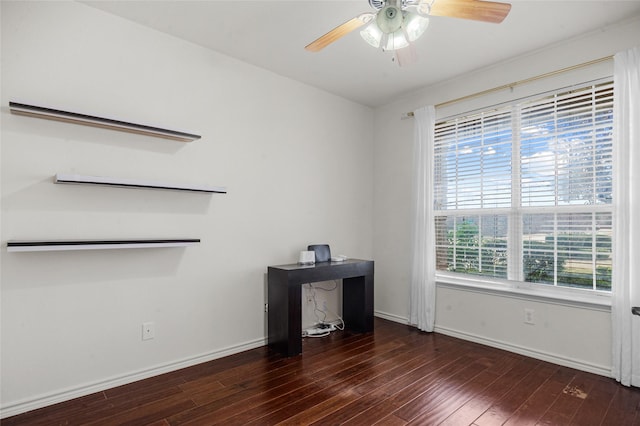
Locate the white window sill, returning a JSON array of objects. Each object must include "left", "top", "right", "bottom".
[{"left": 435, "top": 273, "right": 611, "bottom": 312}]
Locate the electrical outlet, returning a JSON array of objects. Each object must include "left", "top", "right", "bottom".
[
  {"left": 524, "top": 308, "right": 535, "bottom": 325},
  {"left": 142, "top": 321, "right": 155, "bottom": 340}
]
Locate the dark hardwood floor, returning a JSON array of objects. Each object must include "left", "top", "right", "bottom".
[{"left": 4, "top": 318, "right": 640, "bottom": 425}]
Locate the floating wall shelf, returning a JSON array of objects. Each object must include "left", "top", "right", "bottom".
[
  {"left": 55, "top": 173, "right": 227, "bottom": 194},
  {"left": 7, "top": 239, "right": 200, "bottom": 252},
  {"left": 9, "top": 101, "right": 201, "bottom": 142}
]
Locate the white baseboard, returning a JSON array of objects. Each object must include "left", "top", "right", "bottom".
[
  {"left": 374, "top": 311, "right": 612, "bottom": 378},
  {"left": 374, "top": 310, "right": 410, "bottom": 325},
  {"left": 0, "top": 337, "right": 266, "bottom": 419},
  {"left": 433, "top": 325, "right": 612, "bottom": 378}
]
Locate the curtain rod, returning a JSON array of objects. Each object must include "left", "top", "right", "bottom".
[{"left": 403, "top": 55, "right": 613, "bottom": 118}]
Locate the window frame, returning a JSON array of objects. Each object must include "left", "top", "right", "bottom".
[{"left": 432, "top": 78, "right": 614, "bottom": 307}]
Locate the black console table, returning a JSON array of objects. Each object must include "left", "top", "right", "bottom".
[{"left": 267, "top": 259, "right": 374, "bottom": 357}]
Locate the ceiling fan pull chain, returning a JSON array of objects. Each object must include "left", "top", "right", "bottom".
[{"left": 380, "top": 33, "right": 390, "bottom": 52}]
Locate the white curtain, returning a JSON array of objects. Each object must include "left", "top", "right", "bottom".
[
  {"left": 612, "top": 46, "right": 640, "bottom": 387},
  {"left": 409, "top": 105, "right": 436, "bottom": 332}
]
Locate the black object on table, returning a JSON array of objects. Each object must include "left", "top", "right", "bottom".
[{"left": 267, "top": 259, "right": 374, "bottom": 357}]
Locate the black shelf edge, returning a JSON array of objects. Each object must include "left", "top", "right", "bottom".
[
  {"left": 7, "top": 239, "right": 200, "bottom": 252},
  {"left": 9, "top": 101, "right": 201, "bottom": 142},
  {"left": 55, "top": 173, "right": 227, "bottom": 194}
]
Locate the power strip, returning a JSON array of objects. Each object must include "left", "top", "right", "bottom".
[{"left": 303, "top": 323, "right": 337, "bottom": 336}]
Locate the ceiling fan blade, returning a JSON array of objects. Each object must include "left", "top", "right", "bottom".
[
  {"left": 429, "top": 0, "right": 511, "bottom": 23},
  {"left": 305, "top": 13, "right": 374, "bottom": 52}
]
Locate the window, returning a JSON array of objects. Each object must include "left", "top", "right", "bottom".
[{"left": 433, "top": 80, "right": 613, "bottom": 293}]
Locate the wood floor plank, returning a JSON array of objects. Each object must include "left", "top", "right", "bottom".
[
  {"left": 65, "top": 385, "right": 186, "bottom": 425},
  {"left": 188, "top": 365, "right": 307, "bottom": 406},
  {"left": 437, "top": 353, "right": 533, "bottom": 426},
  {"left": 271, "top": 388, "right": 362, "bottom": 425},
  {"left": 350, "top": 336, "right": 459, "bottom": 397},
  {"left": 501, "top": 365, "right": 573, "bottom": 426},
  {"left": 474, "top": 361, "right": 557, "bottom": 426},
  {"left": 404, "top": 369, "right": 501, "bottom": 425},
  {"left": 219, "top": 340, "right": 417, "bottom": 425},
  {"left": 601, "top": 384, "right": 640, "bottom": 425},
  {"left": 0, "top": 391, "right": 107, "bottom": 426},
  {"left": 4, "top": 318, "right": 640, "bottom": 426},
  {"left": 378, "top": 414, "right": 408, "bottom": 426},
  {"left": 307, "top": 341, "right": 457, "bottom": 425},
  {"left": 569, "top": 376, "right": 619, "bottom": 426},
  {"left": 340, "top": 353, "right": 477, "bottom": 425},
  {"left": 169, "top": 378, "right": 321, "bottom": 425},
  {"left": 145, "top": 345, "right": 271, "bottom": 387},
  {"left": 237, "top": 335, "right": 443, "bottom": 426},
  {"left": 144, "top": 420, "right": 170, "bottom": 426},
  {"left": 86, "top": 393, "right": 196, "bottom": 426},
  {"left": 394, "top": 359, "right": 497, "bottom": 422},
  {"left": 536, "top": 371, "right": 603, "bottom": 425},
  {"left": 444, "top": 356, "right": 543, "bottom": 426},
  {"left": 169, "top": 334, "right": 411, "bottom": 424}
]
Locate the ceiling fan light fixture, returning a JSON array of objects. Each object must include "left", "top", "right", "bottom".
[
  {"left": 360, "top": 22, "right": 410, "bottom": 50},
  {"left": 360, "top": 22, "right": 384, "bottom": 48},
  {"left": 360, "top": 12, "right": 427, "bottom": 51},
  {"left": 404, "top": 12, "right": 429, "bottom": 42}
]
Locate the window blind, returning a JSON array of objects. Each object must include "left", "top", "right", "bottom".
[
  {"left": 433, "top": 80, "right": 614, "bottom": 292},
  {"left": 520, "top": 81, "right": 614, "bottom": 208},
  {"left": 434, "top": 108, "right": 512, "bottom": 211}
]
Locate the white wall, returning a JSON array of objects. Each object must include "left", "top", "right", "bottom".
[
  {"left": 0, "top": 1, "right": 373, "bottom": 416},
  {"left": 373, "top": 15, "right": 640, "bottom": 375}
]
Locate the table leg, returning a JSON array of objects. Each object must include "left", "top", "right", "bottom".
[{"left": 343, "top": 273, "right": 374, "bottom": 333}]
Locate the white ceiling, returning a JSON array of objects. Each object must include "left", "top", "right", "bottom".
[{"left": 83, "top": 0, "right": 640, "bottom": 107}]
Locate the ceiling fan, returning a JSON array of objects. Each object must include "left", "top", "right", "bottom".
[{"left": 305, "top": 0, "right": 511, "bottom": 59}]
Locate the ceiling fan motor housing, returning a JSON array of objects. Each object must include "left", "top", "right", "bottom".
[{"left": 377, "top": 0, "right": 404, "bottom": 33}]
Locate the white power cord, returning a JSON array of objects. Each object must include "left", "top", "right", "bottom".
[{"left": 302, "top": 281, "right": 344, "bottom": 338}]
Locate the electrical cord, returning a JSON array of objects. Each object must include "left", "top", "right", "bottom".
[
  {"left": 302, "top": 281, "right": 345, "bottom": 337},
  {"left": 312, "top": 280, "right": 344, "bottom": 329},
  {"left": 321, "top": 306, "right": 344, "bottom": 331},
  {"left": 302, "top": 330, "right": 330, "bottom": 338},
  {"left": 307, "top": 283, "right": 327, "bottom": 324},
  {"left": 310, "top": 280, "right": 340, "bottom": 292}
]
